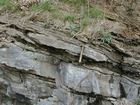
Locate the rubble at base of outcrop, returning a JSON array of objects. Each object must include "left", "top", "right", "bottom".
[{"left": 0, "top": 12, "right": 140, "bottom": 105}]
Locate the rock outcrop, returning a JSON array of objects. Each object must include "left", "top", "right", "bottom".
[{"left": 0, "top": 9, "right": 140, "bottom": 105}]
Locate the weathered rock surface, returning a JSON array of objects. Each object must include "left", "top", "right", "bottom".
[{"left": 0, "top": 11, "right": 140, "bottom": 105}]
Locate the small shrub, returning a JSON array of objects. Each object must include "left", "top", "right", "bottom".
[
  {"left": 126, "top": 7, "right": 134, "bottom": 15},
  {"left": 100, "top": 32, "right": 112, "bottom": 43},
  {"left": 68, "top": 24, "right": 80, "bottom": 35}
]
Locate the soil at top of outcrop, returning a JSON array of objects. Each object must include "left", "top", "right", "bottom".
[{"left": 0, "top": 0, "right": 140, "bottom": 42}]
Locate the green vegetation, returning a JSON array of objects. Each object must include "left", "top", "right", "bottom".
[
  {"left": 55, "top": 23, "right": 64, "bottom": 29},
  {"left": 63, "top": 13, "right": 75, "bottom": 22},
  {"left": 0, "top": 0, "right": 104, "bottom": 33},
  {"left": 11, "top": 5, "right": 19, "bottom": 12},
  {"left": 52, "top": 4, "right": 61, "bottom": 11},
  {"left": 2, "top": 0, "right": 137, "bottom": 39},
  {"left": 125, "top": 0, "right": 139, "bottom": 16},
  {"left": 0, "top": 0, "right": 11, "bottom": 8},
  {"left": 29, "top": 0, "right": 103, "bottom": 35},
  {"left": 68, "top": 24, "right": 80, "bottom": 35},
  {"left": 80, "top": 18, "right": 89, "bottom": 30},
  {"left": 100, "top": 31, "right": 112, "bottom": 43},
  {"left": 135, "top": 98, "right": 140, "bottom": 105},
  {"left": 83, "top": 7, "right": 103, "bottom": 19},
  {"left": 31, "top": 0, "right": 52, "bottom": 11},
  {"left": 52, "top": 11, "right": 63, "bottom": 19},
  {"left": 120, "top": 22, "right": 125, "bottom": 26},
  {"left": 51, "top": 5, "right": 62, "bottom": 19},
  {"left": 59, "top": 0, "right": 87, "bottom": 10},
  {"left": 0, "top": 0, "right": 19, "bottom": 12},
  {"left": 59, "top": 0, "right": 87, "bottom": 5},
  {"left": 126, "top": 7, "right": 134, "bottom": 15}
]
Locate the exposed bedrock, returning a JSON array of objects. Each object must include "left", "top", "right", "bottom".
[{"left": 0, "top": 15, "right": 140, "bottom": 105}]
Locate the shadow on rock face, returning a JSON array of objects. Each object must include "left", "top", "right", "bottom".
[
  {"left": 0, "top": 93, "right": 31, "bottom": 105},
  {"left": 14, "top": 93, "right": 32, "bottom": 104}
]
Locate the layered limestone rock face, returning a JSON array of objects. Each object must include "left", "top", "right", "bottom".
[{"left": 0, "top": 13, "right": 140, "bottom": 105}]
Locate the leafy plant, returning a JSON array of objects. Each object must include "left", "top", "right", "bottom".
[
  {"left": 68, "top": 24, "right": 80, "bottom": 35},
  {"left": 127, "top": 7, "right": 134, "bottom": 15},
  {"left": 135, "top": 98, "right": 140, "bottom": 105},
  {"left": 100, "top": 32, "right": 112, "bottom": 43}
]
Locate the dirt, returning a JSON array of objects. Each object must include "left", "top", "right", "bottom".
[{"left": 0, "top": 0, "right": 140, "bottom": 40}]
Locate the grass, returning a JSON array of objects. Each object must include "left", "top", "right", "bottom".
[
  {"left": 52, "top": 3, "right": 61, "bottom": 11},
  {"left": 29, "top": 0, "right": 102, "bottom": 34},
  {"left": 63, "top": 13, "right": 75, "bottom": 22},
  {"left": 0, "top": 0, "right": 19, "bottom": 12},
  {"left": 0, "top": 0, "right": 11, "bottom": 8},
  {"left": 52, "top": 11, "right": 63, "bottom": 19},
  {"left": 80, "top": 18, "right": 89, "bottom": 30},
  {"left": 31, "top": 0, "right": 52, "bottom": 11},
  {"left": 120, "top": 22, "right": 125, "bottom": 26},
  {"left": 59, "top": 0, "right": 87, "bottom": 5},
  {"left": 51, "top": 4, "right": 62, "bottom": 19},
  {"left": 59, "top": 0, "right": 87, "bottom": 11},
  {"left": 83, "top": 7, "right": 103, "bottom": 19},
  {"left": 55, "top": 23, "right": 64, "bottom": 29},
  {"left": 0, "top": 0, "right": 104, "bottom": 35}
]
